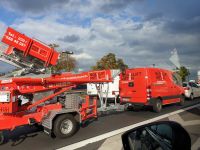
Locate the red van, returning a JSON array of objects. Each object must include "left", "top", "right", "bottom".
[{"left": 119, "top": 68, "right": 185, "bottom": 112}]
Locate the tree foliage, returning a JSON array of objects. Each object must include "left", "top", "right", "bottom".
[
  {"left": 92, "top": 53, "right": 128, "bottom": 71},
  {"left": 0, "top": 72, "right": 5, "bottom": 77},
  {"left": 49, "top": 44, "right": 77, "bottom": 72},
  {"left": 52, "top": 53, "right": 77, "bottom": 72},
  {"left": 177, "top": 66, "right": 190, "bottom": 81}
]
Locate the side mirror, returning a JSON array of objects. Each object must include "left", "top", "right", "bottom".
[{"left": 122, "top": 121, "right": 191, "bottom": 150}]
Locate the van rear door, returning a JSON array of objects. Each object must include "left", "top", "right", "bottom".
[
  {"left": 147, "top": 69, "right": 169, "bottom": 99},
  {"left": 120, "top": 68, "right": 147, "bottom": 103}
]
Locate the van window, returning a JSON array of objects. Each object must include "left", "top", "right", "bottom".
[
  {"left": 162, "top": 72, "right": 170, "bottom": 81},
  {"left": 155, "top": 71, "right": 162, "bottom": 81},
  {"left": 172, "top": 73, "right": 182, "bottom": 86}
]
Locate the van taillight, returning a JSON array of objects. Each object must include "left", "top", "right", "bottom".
[{"left": 147, "top": 86, "right": 151, "bottom": 100}]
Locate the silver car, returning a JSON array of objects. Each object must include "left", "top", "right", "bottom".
[{"left": 183, "top": 82, "right": 200, "bottom": 100}]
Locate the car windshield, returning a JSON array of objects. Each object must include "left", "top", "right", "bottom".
[
  {"left": 189, "top": 82, "right": 199, "bottom": 88},
  {"left": 183, "top": 83, "right": 187, "bottom": 87}
]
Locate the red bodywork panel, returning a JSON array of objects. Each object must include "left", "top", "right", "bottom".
[
  {"left": 1, "top": 27, "right": 59, "bottom": 66},
  {"left": 0, "top": 70, "right": 112, "bottom": 131},
  {"left": 0, "top": 103, "right": 62, "bottom": 131},
  {"left": 0, "top": 96, "right": 97, "bottom": 131},
  {"left": 120, "top": 68, "right": 184, "bottom": 106}
]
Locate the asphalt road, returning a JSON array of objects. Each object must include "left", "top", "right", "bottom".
[
  {"left": 79, "top": 103, "right": 200, "bottom": 150},
  {"left": 1, "top": 98, "right": 200, "bottom": 150}
]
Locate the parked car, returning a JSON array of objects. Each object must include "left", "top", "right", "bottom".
[
  {"left": 183, "top": 82, "right": 200, "bottom": 100},
  {"left": 197, "top": 82, "right": 200, "bottom": 87},
  {"left": 120, "top": 68, "right": 185, "bottom": 113}
]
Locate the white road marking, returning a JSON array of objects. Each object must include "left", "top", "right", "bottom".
[
  {"left": 98, "top": 133, "right": 123, "bottom": 150},
  {"left": 192, "top": 137, "right": 200, "bottom": 150},
  {"left": 98, "top": 105, "right": 200, "bottom": 150},
  {"left": 169, "top": 114, "right": 200, "bottom": 126},
  {"left": 57, "top": 103, "right": 200, "bottom": 150}
]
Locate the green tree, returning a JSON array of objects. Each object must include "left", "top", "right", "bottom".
[
  {"left": 177, "top": 66, "right": 190, "bottom": 81},
  {"left": 49, "top": 44, "right": 77, "bottom": 72},
  {"left": 92, "top": 53, "right": 128, "bottom": 71},
  {"left": 52, "top": 53, "right": 77, "bottom": 72}
]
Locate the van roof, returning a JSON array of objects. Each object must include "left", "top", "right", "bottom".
[{"left": 126, "top": 67, "right": 172, "bottom": 72}]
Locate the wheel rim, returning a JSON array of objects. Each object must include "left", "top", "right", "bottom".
[
  {"left": 157, "top": 101, "right": 161, "bottom": 110},
  {"left": 0, "top": 132, "right": 4, "bottom": 144},
  {"left": 60, "top": 119, "right": 73, "bottom": 135},
  {"left": 181, "top": 96, "right": 185, "bottom": 104}
]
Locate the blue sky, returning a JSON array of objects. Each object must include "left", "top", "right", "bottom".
[{"left": 0, "top": 0, "right": 200, "bottom": 79}]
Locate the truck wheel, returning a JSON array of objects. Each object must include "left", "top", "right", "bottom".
[
  {"left": 179, "top": 96, "right": 185, "bottom": 106},
  {"left": 53, "top": 114, "right": 79, "bottom": 138},
  {"left": 153, "top": 99, "right": 162, "bottom": 113}
]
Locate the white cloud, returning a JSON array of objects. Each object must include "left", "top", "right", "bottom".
[
  {"left": 0, "top": 1, "right": 199, "bottom": 80},
  {"left": 73, "top": 53, "right": 92, "bottom": 60},
  {"left": 0, "top": 21, "right": 7, "bottom": 38},
  {"left": 3, "top": 16, "right": 198, "bottom": 74}
]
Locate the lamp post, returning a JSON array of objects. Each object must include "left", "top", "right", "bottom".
[
  {"left": 187, "top": 68, "right": 190, "bottom": 82},
  {"left": 62, "top": 50, "right": 73, "bottom": 55}
]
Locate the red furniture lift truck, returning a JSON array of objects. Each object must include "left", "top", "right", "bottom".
[
  {"left": 0, "top": 27, "right": 186, "bottom": 144},
  {"left": 119, "top": 68, "right": 185, "bottom": 112},
  {"left": 0, "top": 27, "right": 114, "bottom": 143}
]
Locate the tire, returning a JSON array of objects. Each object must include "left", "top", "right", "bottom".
[
  {"left": 179, "top": 95, "right": 185, "bottom": 106},
  {"left": 126, "top": 105, "right": 134, "bottom": 111},
  {"left": 153, "top": 99, "right": 162, "bottom": 113},
  {"left": 190, "top": 94, "right": 194, "bottom": 100},
  {"left": 0, "top": 132, "right": 4, "bottom": 145},
  {"left": 53, "top": 114, "right": 79, "bottom": 138},
  {"left": 116, "top": 95, "right": 120, "bottom": 103}
]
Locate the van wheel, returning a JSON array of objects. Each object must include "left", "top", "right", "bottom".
[
  {"left": 179, "top": 96, "right": 185, "bottom": 106},
  {"left": 0, "top": 132, "right": 4, "bottom": 145},
  {"left": 53, "top": 114, "right": 79, "bottom": 138},
  {"left": 153, "top": 99, "right": 162, "bottom": 113},
  {"left": 190, "top": 94, "right": 194, "bottom": 100}
]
